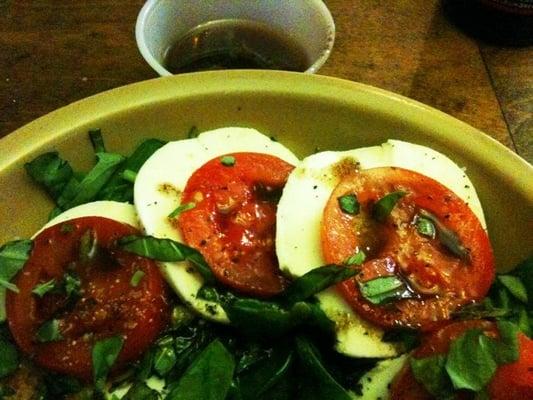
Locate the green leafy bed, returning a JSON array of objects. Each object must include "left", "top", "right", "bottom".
[{"left": 0, "top": 129, "right": 531, "bottom": 400}]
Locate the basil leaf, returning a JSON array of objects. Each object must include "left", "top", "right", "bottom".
[
  {"left": 345, "top": 249, "right": 366, "bottom": 266},
  {"left": 372, "top": 191, "right": 406, "bottom": 222},
  {"left": 223, "top": 299, "right": 293, "bottom": 337},
  {"left": 337, "top": 194, "right": 360, "bottom": 215},
  {"left": 24, "top": 152, "right": 74, "bottom": 200},
  {"left": 511, "top": 256, "right": 533, "bottom": 308},
  {"left": 122, "top": 382, "right": 159, "bottom": 400},
  {"left": 60, "top": 152, "right": 125, "bottom": 210},
  {"left": 36, "top": 319, "right": 63, "bottom": 343},
  {"left": 89, "top": 129, "right": 106, "bottom": 153},
  {"left": 79, "top": 229, "right": 99, "bottom": 263},
  {"left": 445, "top": 329, "right": 497, "bottom": 391},
  {"left": 32, "top": 279, "right": 57, "bottom": 297},
  {"left": 92, "top": 336, "right": 124, "bottom": 391},
  {"left": 410, "top": 355, "right": 453, "bottom": 398},
  {"left": 130, "top": 270, "right": 145, "bottom": 287},
  {"left": 98, "top": 138, "right": 165, "bottom": 203},
  {"left": 490, "top": 321, "right": 520, "bottom": 365},
  {"left": 168, "top": 202, "right": 196, "bottom": 219},
  {"left": 497, "top": 275, "right": 528, "bottom": 304},
  {"left": 282, "top": 265, "right": 357, "bottom": 305},
  {"left": 166, "top": 339, "right": 235, "bottom": 400},
  {"left": 358, "top": 275, "right": 412, "bottom": 305},
  {"left": 118, "top": 235, "right": 215, "bottom": 285},
  {"left": 220, "top": 156, "right": 236, "bottom": 166},
  {"left": 121, "top": 169, "right": 137, "bottom": 183},
  {"left": 418, "top": 209, "right": 469, "bottom": 260},
  {"left": 153, "top": 343, "right": 177, "bottom": 376},
  {"left": 64, "top": 272, "right": 81, "bottom": 298},
  {"left": 294, "top": 336, "right": 351, "bottom": 400},
  {"left": 416, "top": 216, "right": 436, "bottom": 238},
  {"left": 0, "top": 338, "right": 19, "bottom": 378},
  {"left": 0, "top": 240, "right": 32, "bottom": 320}
]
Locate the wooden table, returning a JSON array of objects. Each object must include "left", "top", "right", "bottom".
[{"left": 1, "top": 0, "right": 531, "bottom": 164}]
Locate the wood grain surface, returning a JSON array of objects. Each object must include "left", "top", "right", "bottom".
[{"left": 0, "top": 0, "right": 531, "bottom": 163}]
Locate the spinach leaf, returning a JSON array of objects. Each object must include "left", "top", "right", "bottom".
[
  {"left": 410, "top": 355, "right": 453, "bottom": 398},
  {"left": 118, "top": 235, "right": 215, "bottom": 284},
  {"left": 294, "top": 336, "right": 351, "bottom": 400},
  {"left": 92, "top": 336, "right": 124, "bottom": 391},
  {"left": 282, "top": 265, "right": 357, "bottom": 305},
  {"left": 24, "top": 152, "right": 74, "bottom": 200},
  {"left": 237, "top": 344, "right": 294, "bottom": 400},
  {"left": 0, "top": 240, "right": 32, "bottom": 321},
  {"left": 0, "top": 337, "right": 19, "bottom": 378},
  {"left": 166, "top": 339, "right": 235, "bottom": 400},
  {"left": 122, "top": 382, "right": 159, "bottom": 400},
  {"left": 89, "top": 129, "right": 106, "bottom": 153},
  {"left": 445, "top": 329, "right": 497, "bottom": 391},
  {"left": 497, "top": 275, "right": 528, "bottom": 304},
  {"left": 59, "top": 152, "right": 125, "bottom": 210},
  {"left": 509, "top": 256, "right": 533, "bottom": 309},
  {"left": 372, "top": 191, "right": 406, "bottom": 222},
  {"left": 98, "top": 138, "right": 166, "bottom": 202}
]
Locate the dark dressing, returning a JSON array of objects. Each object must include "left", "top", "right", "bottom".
[{"left": 163, "top": 19, "right": 311, "bottom": 73}]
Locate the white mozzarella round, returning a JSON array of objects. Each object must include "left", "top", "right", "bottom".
[
  {"left": 35, "top": 200, "right": 140, "bottom": 237},
  {"left": 276, "top": 140, "right": 485, "bottom": 358},
  {"left": 354, "top": 355, "right": 408, "bottom": 399},
  {"left": 134, "top": 127, "right": 299, "bottom": 322}
]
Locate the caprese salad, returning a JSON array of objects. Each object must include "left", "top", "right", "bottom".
[{"left": 0, "top": 127, "right": 531, "bottom": 400}]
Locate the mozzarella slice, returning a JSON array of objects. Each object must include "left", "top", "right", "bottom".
[
  {"left": 276, "top": 140, "right": 485, "bottom": 358},
  {"left": 35, "top": 200, "right": 140, "bottom": 236},
  {"left": 134, "top": 127, "right": 299, "bottom": 322},
  {"left": 354, "top": 355, "right": 408, "bottom": 399}
]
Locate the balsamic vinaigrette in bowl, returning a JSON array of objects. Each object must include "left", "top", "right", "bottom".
[{"left": 163, "top": 19, "right": 311, "bottom": 73}]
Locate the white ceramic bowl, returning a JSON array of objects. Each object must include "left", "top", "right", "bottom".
[{"left": 135, "top": 0, "right": 335, "bottom": 75}]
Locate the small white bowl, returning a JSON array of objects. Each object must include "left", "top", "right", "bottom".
[{"left": 136, "top": 0, "right": 335, "bottom": 76}]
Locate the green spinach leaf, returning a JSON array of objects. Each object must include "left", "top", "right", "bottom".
[
  {"left": 0, "top": 240, "right": 32, "bottom": 321},
  {"left": 24, "top": 152, "right": 74, "bottom": 200}
]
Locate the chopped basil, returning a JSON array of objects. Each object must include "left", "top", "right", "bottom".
[
  {"left": 60, "top": 223, "right": 74, "bottom": 234},
  {"left": 0, "top": 337, "right": 19, "bottom": 378},
  {"left": 345, "top": 249, "right": 366, "bottom": 266},
  {"left": 337, "top": 194, "right": 360, "bottom": 215},
  {"left": 118, "top": 235, "right": 216, "bottom": 285},
  {"left": 24, "top": 152, "right": 74, "bottom": 200},
  {"left": 166, "top": 339, "right": 235, "bottom": 400},
  {"left": 358, "top": 275, "right": 412, "bottom": 305},
  {"left": 168, "top": 202, "right": 196, "bottom": 219},
  {"left": 416, "top": 216, "right": 436, "bottom": 238},
  {"left": 0, "top": 240, "right": 32, "bottom": 321},
  {"left": 418, "top": 209, "right": 469, "bottom": 260},
  {"left": 372, "top": 191, "right": 406, "bottom": 222},
  {"left": 121, "top": 169, "right": 137, "bottom": 183},
  {"left": 79, "top": 229, "right": 98, "bottom": 263},
  {"left": 89, "top": 128, "right": 106, "bottom": 154},
  {"left": 282, "top": 265, "right": 357, "bottom": 305},
  {"left": 220, "top": 155, "right": 236, "bottom": 166},
  {"left": 32, "top": 279, "right": 57, "bottom": 298},
  {"left": 130, "top": 270, "right": 145, "bottom": 287},
  {"left": 92, "top": 336, "right": 124, "bottom": 391},
  {"left": 36, "top": 319, "right": 63, "bottom": 343},
  {"left": 497, "top": 275, "right": 528, "bottom": 304},
  {"left": 64, "top": 272, "right": 81, "bottom": 297}
]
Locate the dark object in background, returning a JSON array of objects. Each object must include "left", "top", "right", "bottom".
[{"left": 443, "top": 0, "right": 533, "bottom": 46}]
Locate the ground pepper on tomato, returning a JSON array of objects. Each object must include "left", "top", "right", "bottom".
[
  {"left": 6, "top": 216, "right": 169, "bottom": 381},
  {"left": 176, "top": 152, "right": 294, "bottom": 298},
  {"left": 321, "top": 167, "right": 495, "bottom": 331}
]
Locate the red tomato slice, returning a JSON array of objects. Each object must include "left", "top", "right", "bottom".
[
  {"left": 489, "top": 333, "right": 533, "bottom": 400},
  {"left": 6, "top": 217, "right": 169, "bottom": 381},
  {"left": 321, "top": 167, "right": 495, "bottom": 330},
  {"left": 390, "top": 320, "right": 495, "bottom": 400},
  {"left": 177, "top": 152, "right": 294, "bottom": 297}
]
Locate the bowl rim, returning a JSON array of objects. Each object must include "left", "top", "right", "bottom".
[{"left": 1, "top": 70, "right": 531, "bottom": 201}]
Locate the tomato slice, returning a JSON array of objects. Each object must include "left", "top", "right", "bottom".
[
  {"left": 6, "top": 217, "right": 169, "bottom": 381},
  {"left": 390, "top": 320, "right": 495, "bottom": 400},
  {"left": 489, "top": 333, "right": 533, "bottom": 400},
  {"left": 321, "top": 167, "right": 495, "bottom": 330},
  {"left": 177, "top": 152, "right": 294, "bottom": 297}
]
